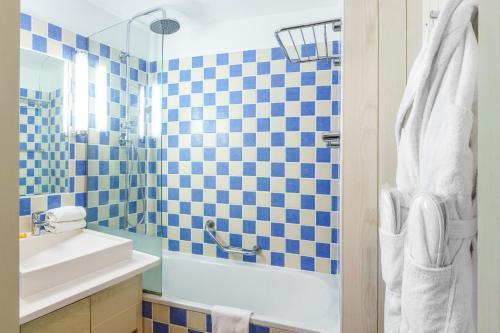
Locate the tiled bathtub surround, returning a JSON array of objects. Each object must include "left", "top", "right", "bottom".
[
  {"left": 18, "top": 13, "right": 88, "bottom": 230},
  {"left": 151, "top": 48, "right": 341, "bottom": 274},
  {"left": 18, "top": 12, "right": 342, "bottom": 275},
  {"left": 142, "top": 300, "right": 293, "bottom": 333}
]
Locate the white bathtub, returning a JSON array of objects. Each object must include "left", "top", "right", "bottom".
[{"left": 143, "top": 251, "right": 339, "bottom": 333}]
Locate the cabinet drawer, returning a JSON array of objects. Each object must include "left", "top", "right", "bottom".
[
  {"left": 91, "top": 275, "right": 142, "bottom": 328},
  {"left": 21, "top": 298, "right": 90, "bottom": 333},
  {"left": 92, "top": 303, "right": 139, "bottom": 333}
]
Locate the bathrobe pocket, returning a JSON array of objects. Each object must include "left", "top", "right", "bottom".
[
  {"left": 380, "top": 229, "right": 406, "bottom": 333},
  {"left": 400, "top": 255, "right": 456, "bottom": 333}
]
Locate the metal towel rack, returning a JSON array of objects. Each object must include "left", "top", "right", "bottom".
[
  {"left": 275, "top": 18, "right": 341, "bottom": 64},
  {"left": 205, "top": 220, "right": 262, "bottom": 256}
]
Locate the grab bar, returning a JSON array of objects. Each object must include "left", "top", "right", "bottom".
[{"left": 205, "top": 220, "right": 262, "bottom": 256}]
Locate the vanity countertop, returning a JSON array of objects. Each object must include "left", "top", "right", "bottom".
[{"left": 20, "top": 241, "right": 159, "bottom": 324}]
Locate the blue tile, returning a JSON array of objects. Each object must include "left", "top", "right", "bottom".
[
  {"left": 271, "top": 103, "right": 285, "bottom": 116},
  {"left": 286, "top": 209, "right": 300, "bottom": 224},
  {"left": 153, "top": 321, "right": 168, "bottom": 333},
  {"left": 243, "top": 104, "right": 256, "bottom": 118},
  {"left": 216, "top": 53, "right": 229, "bottom": 65},
  {"left": 19, "top": 198, "right": 31, "bottom": 216},
  {"left": 99, "top": 44, "right": 110, "bottom": 58},
  {"left": 286, "top": 178, "right": 300, "bottom": 193},
  {"left": 301, "top": 195, "right": 315, "bottom": 209},
  {"left": 271, "top": 163, "right": 285, "bottom": 177},
  {"left": 316, "top": 179, "right": 331, "bottom": 194},
  {"left": 230, "top": 176, "right": 242, "bottom": 190},
  {"left": 286, "top": 148, "right": 300, "bottom": 162},
  {"left": 20, "top": 13, "right": 31, "bottom": 31},
  {"left": 168, "top": 239, "right": 180, "bottom": 252},
  {"left": 257, "top": 89, "right": 270, "bottom": 103},
  {"left": 316, "top": 211, "right": 331, "bottom": 227},
  {"left": 216, "top": 190, "right": 229, "bottom": 204},
  {"left": 271, "top": 47, "right": 285, "bottom": 60},
  {"left": 180, "top": 69, "right": 191, "bottom": 81},
  {"left": 222, "top": 202, "right": 239, "bottom": 217},
  {"left": 317, "top": 86, "right": 331, "bottom": 100},
  {"left": 316, "top": 116, "right": 331, "bottom": 131},
  {"left": 301, "top": 132, "right": 315, "bottom": 147},
  {"left": 286, "top": 239, "right": 300, "bottom": 254},
  {"left": 243, "top": 220, "right": 256, "bottom": 234},
  {"left": 271, "top": 133, "right": 285, "bottom": 146},
  {"left": 301, "top": 225, "right": 315, "bottom": 241},
  {"left": 62, "top": 44, "right": 75, "bottom": 60},
  {"left": 271, "top": 193, "right": 285, "bottom": 207},
  {"left": 32, "top": 34, "right": 47, "bottom": 53},
  {"left": 301, "top": 101, "right": 315, "bottom": 115},
  {"left": 243, "top": 133, "right": 256, "bottom": 147},
  {"left": 271, "top": 223, "right": 285, "bottom": 237},
  {"left": 204, "top": 67, "right": 216, "bottom": 79},
  {"left": 271, "top": 252, "right": 285, "bottom": 266},
  {"left": 169, "top": 58, "right": 179, "bottom": 70},
  {"left": 316, "top": 243, "right": 330, "bottom": 258},
  {"left": 332, "top": 228, "right": 339, "bottom": 243},
  {"left": 316, "top": 148, "right": 331, "bottom": 163},
  {"left": 192, "top": 56, "right": 203, "bottom": 68},
  {"left": 257, "top": 147, "right": 270, "bottom": 161},
  {"left": 229, "top": 91, "right": 242, "bottom": 104},
  {"left": 47, "top": 195, "right": 61, "bottom": 209},
  {"left": 217, "top": 106, "right": 229, "bottom": 119},
  {"left": 286, "top": 117, "right": 300, "bottom": 131},
  {"left": 286, "top": 87, "right": 300, "bottom": 101},
  {"left": 243, "top": 50, "right": 256, "bottom": 62},
  {"left": 142, "top": 301, "right": 152, "bottom": 318},
  {"left": 216, "top": 79, "right": 229, "bottom": 91},
  {"left": 230, "top": 119, "right": 242, "bottom": 132},
  {"left": 257, "top": 61, "right": 270, "bottom": 75},
  {"left": 332, "top": 196, "right": 339, "bottom": 211},
  {"left": 257, "top": 177, "right": 270, "bottom": 191},
  {"left": 229, "top": 64, "right": 242, "bottom": 77},
  {"left": 271, "top": 74, "right": 285, "bottom": 88},
  {"left": 301, "top": 72, "right": 316, "bottom": 85},
  {"left": 257, "top": 207, "right": 270, "bottom": 221},
  {"left": 48, "top": 23, "right": 62, "bottom": 41},
  {"left": 243, "top": 76, "right": 256, "bottom": 90},
  {"left": 243, "top": 191, "right": 256, "bottom": 206},
  {"left": 301, "top": 256, "right": 315, "bottom": 271},
  {"left": 257, "top": 118, "right": 270, "bottom": 132}
]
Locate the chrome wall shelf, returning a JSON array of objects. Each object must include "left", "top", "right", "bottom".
[{"left": 275, "top": 18, "right": 342, "bottom": 64}]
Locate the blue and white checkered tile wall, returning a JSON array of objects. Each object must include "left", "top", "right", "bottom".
[
  {"left": 84, "top": 38, "right": 151, "bottom": 231},
  {"left": 18, "top": 12, "right": 342, "bottom": 275},
  {"left": 150, "top": 46, "right": 341, "bottom": 274},
  {"left": 18, "top": 13, "right": 88, "bottom": 231}
]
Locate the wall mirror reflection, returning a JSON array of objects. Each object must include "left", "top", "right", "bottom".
[{"left": 19, "top": 49, "right": 71, "bottom": 196}]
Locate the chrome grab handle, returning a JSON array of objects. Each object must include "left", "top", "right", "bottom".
[{"left": 205, "top": 220, "right": 262, "bottom": 256}]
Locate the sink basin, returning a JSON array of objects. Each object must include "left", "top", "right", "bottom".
[{"left": 20, "top": 229, "right": 133, "bottom": 298}]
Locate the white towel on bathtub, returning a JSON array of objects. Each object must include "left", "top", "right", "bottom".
[{"left": 212, "top": 305, "right": 252, "bottom": 333}]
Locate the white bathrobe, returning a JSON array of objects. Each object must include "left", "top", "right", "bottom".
[{"left": 380, "top": 0, "right": 478, "bottom": 331}]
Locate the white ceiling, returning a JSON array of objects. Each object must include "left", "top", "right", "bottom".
[{"left": 21, "top": 0, "right": 336, "bottom": 37}]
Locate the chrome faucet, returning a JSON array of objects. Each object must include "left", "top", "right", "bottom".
[{"left": 31, "top": 211, "right": 48, "bottom": 236}]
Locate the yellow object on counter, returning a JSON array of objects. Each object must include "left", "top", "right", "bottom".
[{"left": 19, "top": 233, "right": 28, "bottom": 239}]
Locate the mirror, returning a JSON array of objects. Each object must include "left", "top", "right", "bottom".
[{"left": 19, "top": 49, "right": 71, "bottom": 197}]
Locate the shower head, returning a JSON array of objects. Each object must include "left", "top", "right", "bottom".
[{"left": 150, "top": 18, "right": 180, "bottom": 35}]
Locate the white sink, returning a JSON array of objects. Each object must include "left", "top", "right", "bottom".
[{"left": 20, "top": 229, "right": 133, "bottom": 298}]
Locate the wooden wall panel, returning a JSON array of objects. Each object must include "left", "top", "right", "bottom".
[
  {"left": 0, "top": 1, "right": 20, "bottom": 331},
  {"left": 342, "top": 0, "right": 379, "bottom": 331},
  {"left": 478, "top": 0, "right": 500, "bottom": 331}
]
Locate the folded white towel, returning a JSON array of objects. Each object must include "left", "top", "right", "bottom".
[
  {"left": 46, "top": 206, "right": 86, "bottom": 223},
  {"left": 212, "top": 306, "right": 252, "bottom": 333},
  {"left": 46, "top": 220, "right": 86, "bottom": 233}
]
